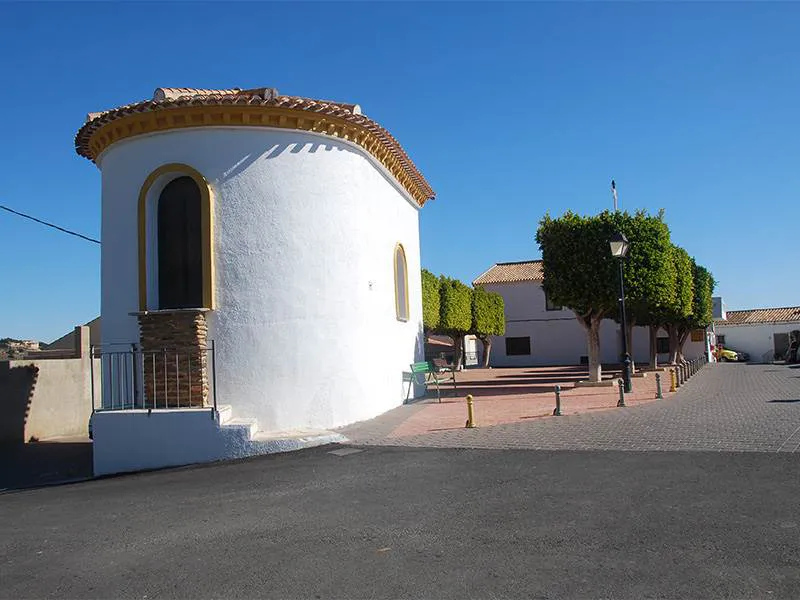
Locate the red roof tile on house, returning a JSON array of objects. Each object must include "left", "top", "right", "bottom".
[
  {"left": 473, "top": 260, "right": 544, "bottom": 286},
  {"left": 717, "top": 306, "right": 800, "bottom": 326}
]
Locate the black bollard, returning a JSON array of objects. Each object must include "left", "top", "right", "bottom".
[
  {"left": 655, "top": 373, "right": 663, "bottom": 399},
  {"left": 617, "top": 378, "right": 626, "bottom": 407},
  {"left": 553, "top": 384, "right": 562, "bottom": 416}
]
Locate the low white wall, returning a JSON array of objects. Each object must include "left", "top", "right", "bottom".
[
  {"left": 715, "top": 322, "right": 800, "bottom": 362},
  {"left": 92, "top": 409, "right": 224, "bottom": 475},
  {"left": 91, "top": 408, "right": 347, "bottom": 476}
]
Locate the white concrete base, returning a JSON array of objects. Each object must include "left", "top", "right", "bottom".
[
  {"left": 91, "top": 406, "right": 347, "bottom": 476},
  {"left": 574, "top": 379, "right": 615, "bottom": 388}
]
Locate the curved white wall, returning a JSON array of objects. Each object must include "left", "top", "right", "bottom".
[{"left": 99, "top": 127, "right": 424, "bottom": 430}]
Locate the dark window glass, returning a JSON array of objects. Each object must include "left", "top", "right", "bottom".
[
  {"left": 545, "top": 291, "right": 562, "bottom": 311},
  {"left": 158, "top": 176, "right": 202, "bottom": 309},
  {"left": 656, "top": 337, "right": 670, "bottom": 354},
  {"left": 505, "top": 336, "right": 531, "bottom": 356},
  {"left": 717, "top": 335, "right": 726, "bottom": 345}
]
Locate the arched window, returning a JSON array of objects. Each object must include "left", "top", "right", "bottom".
[
  {"left": 157, "top": 176, "right": 203, "bottom": 309},
  {"left": 138, "top": 164, "right": 215, "bottom": 311},
  {"left": 394, "top": 244, "right": 409, "bottom": 321}
]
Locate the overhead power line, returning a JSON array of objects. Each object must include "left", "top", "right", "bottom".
[{"left": 0, "top": 203, "right": 100, "bottom": 245}]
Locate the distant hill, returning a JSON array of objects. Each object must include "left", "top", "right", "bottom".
[{"left": 0, "top": 338, "right": 41, "bottom": 360}]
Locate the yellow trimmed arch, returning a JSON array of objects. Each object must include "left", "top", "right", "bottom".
[
  {"left": 137, "top": 163, "right": 215, "bottom": 310},
  {"left": 394, "top": 243, "right": 409, "bottom": 321}
]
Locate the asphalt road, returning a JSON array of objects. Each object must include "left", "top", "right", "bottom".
[{"left": 1, "top": 445, "right": 798, "bottom": 599}]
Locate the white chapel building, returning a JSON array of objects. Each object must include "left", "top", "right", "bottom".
[{"left": 76, "top": 87, "right": 434, "bottom": 475}]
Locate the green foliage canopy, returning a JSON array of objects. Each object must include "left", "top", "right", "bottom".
[
  {"left": 609, "top": 210, "right": 676, "bottom": 325},
  {"left": 668, "top": 245, "right": 694, "bottom": 322},
  {"left": 421, "top": 269, "right": 440, "bottom": 331},
  {"left": 438, "top": 276, "right": 473, "bottom": 335},
  {"left": 684, "top": 262, "right": 715, "bottom": 329},
  {"left": 536, "top": 211, "right": 619, "bottom": 318},
  {"left": 472, "top": 286, "right": 505, "bottom": 337}
]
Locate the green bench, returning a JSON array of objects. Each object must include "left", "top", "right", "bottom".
[{"left": 406, "top": 360, "right": 458, "bottom": 403}]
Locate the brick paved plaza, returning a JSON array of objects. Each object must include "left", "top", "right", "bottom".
[{"left": 341, "top": 363, "right": 800, "bottom": 452}]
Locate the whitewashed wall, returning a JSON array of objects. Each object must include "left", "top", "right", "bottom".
[
  {"left": 715, "top": 322, "right": 800, "bottom": 362},
  {"left": 99, "top": 127, "right": 424, "bottom": 431},
  {"left": 482, "top": 281, "right": 706, "bottom": 366}
]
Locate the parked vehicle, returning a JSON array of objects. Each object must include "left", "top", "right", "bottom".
[{"left": 719, "top": 347, "right": 749, "bottom": 362}]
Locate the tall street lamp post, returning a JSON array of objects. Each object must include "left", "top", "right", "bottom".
[{"left": 609, "top": 232, "right": 633, "bottom": 393}]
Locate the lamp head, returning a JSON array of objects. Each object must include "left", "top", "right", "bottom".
[{"left": 609, "top": 232, "right": 630, "bottom": 258}]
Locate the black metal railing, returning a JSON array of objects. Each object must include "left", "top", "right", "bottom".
[{"left": 90, "top": 342, "right": 217, "bottom": 413}]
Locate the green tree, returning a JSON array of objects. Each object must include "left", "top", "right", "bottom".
[
  {"left": 536, "top": 211, "right": 621, "bottom": 382},
  {"left": 673, "top": 261, "right": 715, "bottom": 361},
  {"left": 603, "top": 210, "right": 676, "bottom": 372},
  {"left": 438, "top": 276, "right": 473, "bottom": 369},
  {"left": 421, "top": 269, "right": 440, "bottom": 332},
  {"left": 664, "top": 246, "right": 694, "bottom": 363},
  {"left": 643, "top": 255, "right": 679, "bottom": 368},
  {"left": 537, "top": 209, "right": 679, "bottom": 381},
  {"left": 471, "top": 286, "right": 505, "bottom": 368}
]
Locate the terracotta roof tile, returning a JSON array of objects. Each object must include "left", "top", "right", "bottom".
[
  {"left": 153, "top": 87, "right": 244, "bottom": 101},
  {"left": 75, "top": 87, "right": 433, "bottom": 204},
  {"left": 717, "top": 306, "right": 800, "bottom": 326},
  {"left": 473, "top": 260, "right": 544, "bottom": 285}
]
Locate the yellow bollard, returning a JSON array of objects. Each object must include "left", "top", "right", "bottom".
[
  {"left": 465, "top": 394, "right": 477, "bottom": 428},
  {"left": 670, "top": 368, "right": 677, "bottom": 392}
]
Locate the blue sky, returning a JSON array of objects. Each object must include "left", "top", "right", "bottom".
[{"left": 1, "top": 2, "right": 798, "bottom": 342}]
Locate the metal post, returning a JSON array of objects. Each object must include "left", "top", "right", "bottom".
[
  {"left": 465, "top": 394, "right": 476, "bottom": 428},
  {"left": 175, "top": 353, "right": 180, "bottom": 408},
  {"left": 655, "top": 373, "right": 663, "bottom": 399},
  {"left": 89, "top": 345, "right": 96, "bottom": 413},
  {"left": 116, "top": 353, "right": 121, "bottom": 409},
  {"left": 617, "top": 260, "right": 633, "bottom": 393},
  {"left": 617, "top": 378, "right": 626, "bottom": 407},
  {"left": 188, "top": 354, "right": 192, "bottom": 408},
  {"left": 131, "top": 343, "right": 139, "bottom": 408},
  {"left": 211, "top": 340, "right": 218, "bottom": 416},
  {"left": 553, "top": 385, "right": 562, "bottom": 416},
  {"left": 163, "top": 348, "right": 168, "bottom": 409},
  {"left": 670, "top": 368, "right": 677, "bottom": 392}
]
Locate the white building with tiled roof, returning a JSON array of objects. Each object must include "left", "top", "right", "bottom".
[
  {"left": 714, "top": 304, "right": 800, "bottom": 362},
  {"left": 474, "top": 260, "right": 707, "bottom": 367},
  {"left": 77, "top": 86, "right": 434, "bottom": 475}
]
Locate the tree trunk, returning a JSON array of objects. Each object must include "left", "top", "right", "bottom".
[
  {"left": 676, "top": 328, "right": 691, "bottom": 363},
  {"left": 667, "top": 325, "right": 679, "bottom": 365},
  {"left": 576, "top": 311, "right": 603, "bottom": 382},
  {"left": 478, "top": 335, "right": 492, "bottom": 368},
  {"left": 452, "top": 334, "right": 464, "bottom": 370},
  {"left": 649, "top": 325, "right": 659, "bottom": 369}
]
